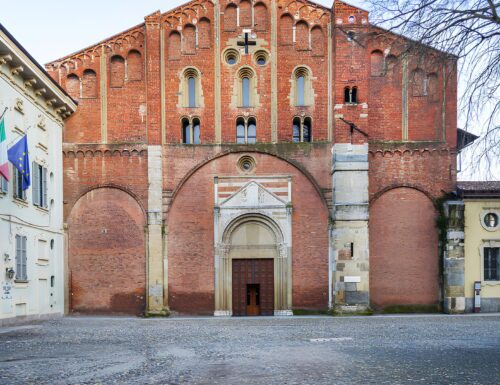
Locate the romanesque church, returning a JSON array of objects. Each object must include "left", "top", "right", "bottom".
[{"left": 45, "top": 0, "right": 457, "bottom": 316}]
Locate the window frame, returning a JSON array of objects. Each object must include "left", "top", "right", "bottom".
[
  {"left": 292, "top": 116, "right": 312, "bottom": 143},
  {"left": 15, "top": 234, "right": 28, "bottom": 282},
  {"left": 32, "top": 162, "right": 48, "bottom": 209},
  {"left": 483, "top": 246, "right": 500, "bottom": 282},
  {"left": 0, "top": 174, "right": 8, "bottom": 194},
  {"left": 13, "top": 167, "right": 26, "bottom": 201},
  {"left": 181, "top": 117, "right": 201, "bottom": 145},
  {"left": 236, "top": 117, "right": 257, "bottom": 144}
]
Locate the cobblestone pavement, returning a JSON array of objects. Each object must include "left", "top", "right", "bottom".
[{"left": 0, "top": 314, "right": 499, "bottom": 385}]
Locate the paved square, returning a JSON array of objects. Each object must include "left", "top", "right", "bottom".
[{"left": 0, "top": 314, "right": 499, "bottom": 384}]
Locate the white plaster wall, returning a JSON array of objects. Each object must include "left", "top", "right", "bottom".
[{"left": 0, "top": 75, "right": 65, "bottom": 322}]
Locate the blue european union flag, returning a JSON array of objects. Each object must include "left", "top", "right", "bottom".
[{"left": 7, "top": 135, "right": 30, "bottom": 190}]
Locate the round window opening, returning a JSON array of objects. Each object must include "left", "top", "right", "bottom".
[
  {"left": 238, "top": 156, "right": 256, "bottom": 173},
  {"left": 254, "top": 51, "right": 269, "bottom": 66},
  {"left": 224, "top": 49, "right": 240, "bottom": 66},
  {"left": 484, "top": 212, "right": 499, "bottom": 228}
]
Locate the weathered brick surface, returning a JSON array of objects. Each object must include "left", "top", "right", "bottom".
[
  {"left": 167, "top": 151, "right": 330, "bottom": 314},
  {"left": 369, "top": 187, "right": 439, "bottom": 308},
  {"left": 68, "top": 187, "right": 146, "bottom": 314},
  {"left": 45, "top": 0, "right": 458, "bottom": 314}
]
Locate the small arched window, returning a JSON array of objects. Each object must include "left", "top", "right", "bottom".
[
  {"left": 254, "top": 2, "right": 268, "bottom": 32},
  {"left": 295, "top": 20, "right": 309, "bottom": 51},
  {"left": 198, "top": 18, "right": 211, "bottom": 49},
  {"left": 247, "top": 118, "right": 257, "bottom": 144},
  {"left": 183, "top": 24, "right": 197, "bottom": 55},
  {"left": 127, "top": 50, "right": 143, "bottom": 81},
  {"left": 236, "top": 117, "right": 257, "bottom": 144},
  {"left": 411, "top": 68, "right": 426, "bottom": 96},
  {"left": 225, "top": 4, "right": 237, "bottom": 31},
  {"left": 294, "top": 67, "right": 311, "bottom": 106},
  {"left": 193, "top": 118, "right": 201, "bottom": 144},
  {"left": 110, "top": 55, "right": 125, "bottom": 87},
  {"left": 280, "top": 14, "right": 294, "bottom": 46},
  {"left": 66, "top": 74, "right": 80, "bottom": 100},
  {"left": 238, "top": 68, "right": 255, "bottom": 107},
  {"left": 297, "top": 76, "right": 305, "bottom": 106},
  {"left": 182, "top": 118, "right": 191, "bottom": 144},
  {"left": 188, "top": 77, "right": 197, "bottom": 108},
  {"left": 344, "top": 86, "right": 358, "bottom": 104},
  {"left": 182, "top": 117, "right": 201, "bottom": 144},
  {"left": 427, "top": 73, "right": 438, "bottom": 101},
  {"left": 168, "top": 32, "right": 181, "bottom": 60},
  {"left": 292, "top": 117, "right": 312, "bottom": 143},
  {"left": 239, "top": 0, "right": 252, "bottom": 28},
  {"left": 242, "top": 77, "right": 250, "bottom": 107},
  {"left": 370, "top": 50, "right": 384, "bottom": 76},
  {"left": 82, "top": 69, "right": 97, "bottom": 98},
  {"left": 292, "top": 118, "right": 301, "bottom": 142},
  {"left": 311, "top": 26, "right": 324, "bottom": 56}
]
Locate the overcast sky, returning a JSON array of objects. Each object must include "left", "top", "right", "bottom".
[{"left": 1, "top": 0, "right": 363, "bottom": 65}]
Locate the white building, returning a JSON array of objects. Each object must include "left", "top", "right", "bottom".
[{"left": 0, "top": 24, "right": 76, "bottom": 326}]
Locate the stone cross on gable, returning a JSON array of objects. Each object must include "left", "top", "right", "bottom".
[{"left": 237, "top": 29, "right": 257, "bottom": 54}]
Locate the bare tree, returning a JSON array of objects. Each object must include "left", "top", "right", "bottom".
[{"left": 366, "top": 0, "right": 500, "bottom": 177}]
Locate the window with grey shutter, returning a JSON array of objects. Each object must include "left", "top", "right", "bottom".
[
  {"left": 0, "top": 175, "right": 7, "bottom": 193},
  {"left": 42, "top": 167, "right": 48, "bottom": 208},
  {"left": 15, "top": 235, "right": 27, "bottom": 281},
  {"left": 32, "top": 162, "right": 40, "bottom": 206}
]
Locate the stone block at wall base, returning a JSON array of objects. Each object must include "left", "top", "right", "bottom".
[
  {"left": 465, "top": 298, "right": 500, "bottom": 313},
  {"left": 0, "top": 313, "right": 63, "bottom": 328},
  {"left": 443, "top": 297, "right": 465, "bottom": 314}
]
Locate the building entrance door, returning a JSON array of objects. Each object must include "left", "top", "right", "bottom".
[{"left": 232, "top": 259, "right": 274, "bottom": 316}]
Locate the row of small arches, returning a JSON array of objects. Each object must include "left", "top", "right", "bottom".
[
  {"left": 370, "top": 51, "right": 439, "bottom": 99},
  {"left": 280, "top": 15, "right": 325, "bottom": 55},
  {"left": 66, "top": 50, "right": 143, "bottom": 99},
  {"left": 224, "top": 1, "right": 269, "bottom": 32},
  {"left": 168, "top": 18, "right": 211, "bottom": 59},
  {"left": 181, "top": 116, "right": 312, "bottom": 144}
]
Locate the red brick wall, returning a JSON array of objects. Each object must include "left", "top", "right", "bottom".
[
  {"left": 167, "top": 152, "right": 330, "bottom": 314},
  {"left": 68, "top": 187, "right": 146, "bottom": 314},
  {"left": 369, "top": 187, "right": 439, "bottom": 308}
]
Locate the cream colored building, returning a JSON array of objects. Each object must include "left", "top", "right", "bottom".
[
  {"left": 0, "top": 24, "right": 76, "bottom": 326},
  {"left": 459, "top": 182, "right": 500, "bottom": 313}
]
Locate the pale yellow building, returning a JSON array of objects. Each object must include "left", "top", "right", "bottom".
[{"left": 459, "top": 182, "right": 500, "bottom": 312}]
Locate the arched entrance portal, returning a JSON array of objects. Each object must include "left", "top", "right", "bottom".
[{"left": 214, "top": 180, "right": 293, "bottom": 316}]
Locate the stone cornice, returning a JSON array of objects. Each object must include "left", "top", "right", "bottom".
[{"left": 0, "top": 29, "right": 76, "bottom": 122}]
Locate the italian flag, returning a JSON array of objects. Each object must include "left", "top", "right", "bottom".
[{"left": 0, "top": 116, "right": 9, "bottom": 181}]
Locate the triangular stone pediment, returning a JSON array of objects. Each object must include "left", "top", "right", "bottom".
[{"left": 220, "top": 181, "right": 286, "bottom": 208}]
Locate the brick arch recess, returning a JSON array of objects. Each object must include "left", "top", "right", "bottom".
[
  {"left": 167, "top": 152, "right": 330, "bottom": 314},
  {"left": 369, "top": 187, "right": 439, "bottom": 309},
  {"left": 68, "top": 187, "right": 146, "bottom": 315}
]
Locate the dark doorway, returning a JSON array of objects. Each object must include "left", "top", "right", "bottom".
[
  {"left": 246, "top": 284, "right": 260, "bottom": 316},
  {"left": 232, "top": 259, "right": 274, "bottom": 316}
]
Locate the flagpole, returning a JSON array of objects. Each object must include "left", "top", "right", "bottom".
[{"left": 0, "top": 107, "right": 7, "bottom": 121}]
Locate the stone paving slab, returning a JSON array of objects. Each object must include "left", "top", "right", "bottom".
[{"left": 0, "top": 314, "right": 499, "bottom": 385}]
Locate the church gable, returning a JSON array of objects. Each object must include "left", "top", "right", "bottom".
[{"left": 220, "top": 181, "right": 287, "bottom": 208}]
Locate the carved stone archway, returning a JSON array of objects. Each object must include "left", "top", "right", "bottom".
[{"left": 214, "top": 179, "right": 293, "bottom": 316}]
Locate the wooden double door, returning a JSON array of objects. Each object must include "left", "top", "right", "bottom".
[{"left": 232, "top": 259, "right": 274, "bottom": 316}]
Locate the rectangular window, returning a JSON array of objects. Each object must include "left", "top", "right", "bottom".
[
  {"left": 38, "top": 239, "right": 48, "bottom": 262},
  {"left": 13, "top": 168, "right": 26, "bottom": 200},
  {"left": 484, "top": 247, "right": 499, "bottom": 281},
  {"left": 297, "top": 76, "right": 305, "bottom": 106},
  {"left": 0, "top": 175, "right": 7, "bottom": 194},
  {"left": 15, "top": 235, "right": 28, "bottom": 281},
  {"left": 32, "top": 162, "right": 48, "bottom": 208}
]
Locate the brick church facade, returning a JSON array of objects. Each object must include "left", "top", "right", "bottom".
[{"left": 46, "top": 0, "right": 457, "bottom": 316}]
